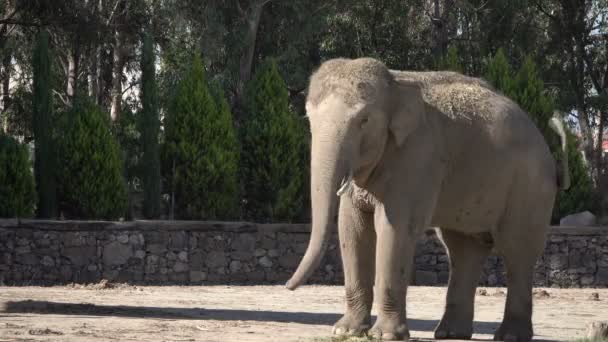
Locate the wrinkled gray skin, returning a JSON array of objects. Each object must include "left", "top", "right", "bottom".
[{"left": 286, "top": 58, "right": 570, "bottom": 341}]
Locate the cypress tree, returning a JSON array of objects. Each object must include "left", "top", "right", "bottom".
[
  {"left": 164, "top": 54, "right": 239, "bottom": 219},
  {"left": 139, "top": 31, "right": 161, "bottom": 219},
  {"left": 0, "top": 134, "right": 36, "bottom": 218},
  {"left": 438, "top": 45, "right": 463, "bottom": 73},
  {"left": 32, "top": 29, "right": 56, "bottom": 218},
  {"left": 511, "top": 56, "right": 554, "bottom": 135},
  {"left": 484, "top": 48, "right": 514, "bottom": 97},
  {"left": 56, "top": 97, "right": 128, "bottom": 219},
  {"left": 241, "top": 59, "right": 304, "bottom": 222}
]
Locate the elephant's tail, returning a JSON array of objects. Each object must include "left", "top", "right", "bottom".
[{"left": 548, "top": 113, "right": 570, "bottom": 190}]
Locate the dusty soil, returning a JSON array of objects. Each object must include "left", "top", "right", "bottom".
[{"left": 0, "top": 284, "right": 606, "bottom": 342}]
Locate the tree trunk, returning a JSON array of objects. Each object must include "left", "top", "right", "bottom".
[
  {"left": 235, "top": 1, "right": 269, "bottom": 114},
  {"left": 66, "top": 42, "right": 80, "bottom": 105},
  {"left": 110, "top": 29, "right": 125, "bottom": 122},
  {"left": 88, "top": 46, "right": 99, "bottom": 100},
  {"left": 1, "top": 50, "right": 10, "bottom": 133}
]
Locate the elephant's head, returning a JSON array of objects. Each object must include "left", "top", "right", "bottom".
[{"left": 286, "top": 58, "right": 426, "bottom": 290}]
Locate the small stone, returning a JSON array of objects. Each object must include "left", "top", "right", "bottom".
[
  {"left": 268, "top": 249, "right": 280, "bottom": 257},
  {"left": 533, "top": 289, "right": 551, "bottom": 299},
  {"left": 492, "top": 290, "right": 506, "bottom": 297},
  {"left": 254, "top": 248, "right": 266, "bottom": 257},
  {"left": 589, "top": 292, "right": 600, "bottom": 301},
  {"left": 259, "top": 256, "right": 273, "bottom": 268},
  {"left": 586, "top": 321, "right": 608, "bottom": 338},
  {"left": 476, "top": 288, "right": 488, "bottom": 296},
  {"left": 135, "top": 250, "right": 146, "bottom": 259},
  {"left": 40, "top": 255, "right": 55, "bottom": 267},
  {"left": 230, "top": 260, "right": 242, "bottom": 273},
  {"left": 178, "top": 251, "right": 188, "bottom": 262},
  {"left": 117, "top": 234, "right": 129, "bottom": 244}
]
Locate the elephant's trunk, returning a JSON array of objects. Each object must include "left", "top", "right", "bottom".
[{"left": 286, "top": 133, "right": 348, "bottom": 290}]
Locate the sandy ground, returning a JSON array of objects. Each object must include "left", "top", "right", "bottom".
[{"left": 0, "top": 284, "right": 606, "bottom": 342}]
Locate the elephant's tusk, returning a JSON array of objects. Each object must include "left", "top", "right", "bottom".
[{"left": 336, "top": 175, "right": 353, "bottom": 196}]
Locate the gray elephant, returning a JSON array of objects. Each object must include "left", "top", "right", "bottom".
[{"left": 285, "top": 58, "right": 569, "bottom": 341}]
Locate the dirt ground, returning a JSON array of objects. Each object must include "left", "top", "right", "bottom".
[{"left": 0, "top": 284, "right": 606, "bottom": 342}]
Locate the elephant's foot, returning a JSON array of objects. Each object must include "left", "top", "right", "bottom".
[
  {"left": 332, "top": 312, "right": 371, "bottom": 337},
  {"left": 368, "top": 317, "right": 409, "bottom": 341},
  {"left": 493, "top": 318, "right": 533, "bottom": 342},
  {"left": 434, "top": 312, "right": 473, "bottom": 339}
]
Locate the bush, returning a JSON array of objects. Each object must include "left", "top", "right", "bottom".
[
  {"left": 55, "top": 97, "right": 127, "bottom": 219},
  {"left": 163, "top": 54, "right": 239, "bottom": 220},
  {"left": 241, "top": 58, "right": 305, "bottom": 222},
  {"left": 0, "top": 135, "right": 36, "bottom": 218}
]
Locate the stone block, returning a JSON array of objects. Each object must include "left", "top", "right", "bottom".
[
  {"left": 170, "top": 231, "right": 187, "bottom": 250},
  {"left": 415, "top": 271, "right": 438, "bottom": 286},
  {"left": 103, "top": 241, "right": 133, "bottom": 266},
  {"left": 597, "top": 267, "right": 608, "bottom": 285},
  {"left": 205, "top": 251, "right": 227, "bottom": 268},
  {"left": 189, "top": 271, "right": 207, "bottom": 283}
]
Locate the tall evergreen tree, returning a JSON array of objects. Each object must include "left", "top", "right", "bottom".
[
  {"left": 438, "top": 45, "right": 463, "bottom": 73},
  {"left": 32, "top": 29, "right": 56, "bottom": 218},
  {"left": 484, "top": 48, "right": 514, "bottom": 97},
  {"left": 139, "top": 31, "right": 161, "bottom": 219},
  {"left": 241, "top": 58, "right": 304, "bottom": 222},
  {"left": 56, "top": 97, "right": 128, "bottom": 219},
  {"left": 0, "top": 134, "right": 36, "bottom": 218},
  {"left": 164, "top": 54, "right": 239, "bottom": 219},
  {"left": 511, "top": 56, "right": 554, "bottom": 135}
]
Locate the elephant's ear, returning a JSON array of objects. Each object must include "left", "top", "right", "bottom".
[{"left": 389, "top": 80, "right": 426, "bottom": 147}]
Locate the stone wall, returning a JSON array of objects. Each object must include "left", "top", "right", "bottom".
[{"left": 0, "top": 220, "right": 606, "bottom": 287}]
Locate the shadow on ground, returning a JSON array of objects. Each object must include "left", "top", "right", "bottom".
[{"left": 1, "top": 300, "right": 503, "bottom": 336}]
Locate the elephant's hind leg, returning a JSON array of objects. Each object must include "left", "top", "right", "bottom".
[
  {"left": 333, "top": 195, "right": 375, "bottom": 337},
  {"left": 434, "top": 229, "right": 491, "bottom": 340},
  {"left": 493, "top": 222, "right": 547, "bottom": 342}
]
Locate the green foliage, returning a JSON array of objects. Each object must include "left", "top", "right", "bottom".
[
  {"left": 484, "top": 48, "right": 514, "bottom": 97},
  {"left": 55, "top": 97, "right": 127, "bottom": 219},
  {"left": 164, "top": 54, "right": 240, "bottom": 220},
  {"left": 113, "top": 104, "right": 139, "bottom": 220},
  {"left": 437, "top": 45, "right": 463, "bottom": 73},
  {"left": 32, "top": 29, "right": 56, "bottom": 218},
  {"left": 139, "top": 31, "right": 161, "bottom": 219},
  {"left": 511, "top": 56, "right": 554, "bottom": 134},
  {"left": 0, "top": 134, "right": 36, "bottom": 218},
  {"left": 241, "top": 59, "right": 304, "bottom": 222},
  {"left": 552, "top": 132, "right": 598, "bottom": 223}
]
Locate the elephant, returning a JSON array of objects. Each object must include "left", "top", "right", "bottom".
[{"left": 285, "top": 57, "right": 569, "bottom": 341}]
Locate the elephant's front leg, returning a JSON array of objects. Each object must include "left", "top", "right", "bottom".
[
  {"left": 333, "top": 195, "right": 376, "bottom": 337},
  {"left": 369, "top": 204, "right": 416, "bottom": 341}
]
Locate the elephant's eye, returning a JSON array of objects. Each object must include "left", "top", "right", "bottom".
[{"left": 360, "top": 117, "right": 369, "bottom": 127}]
